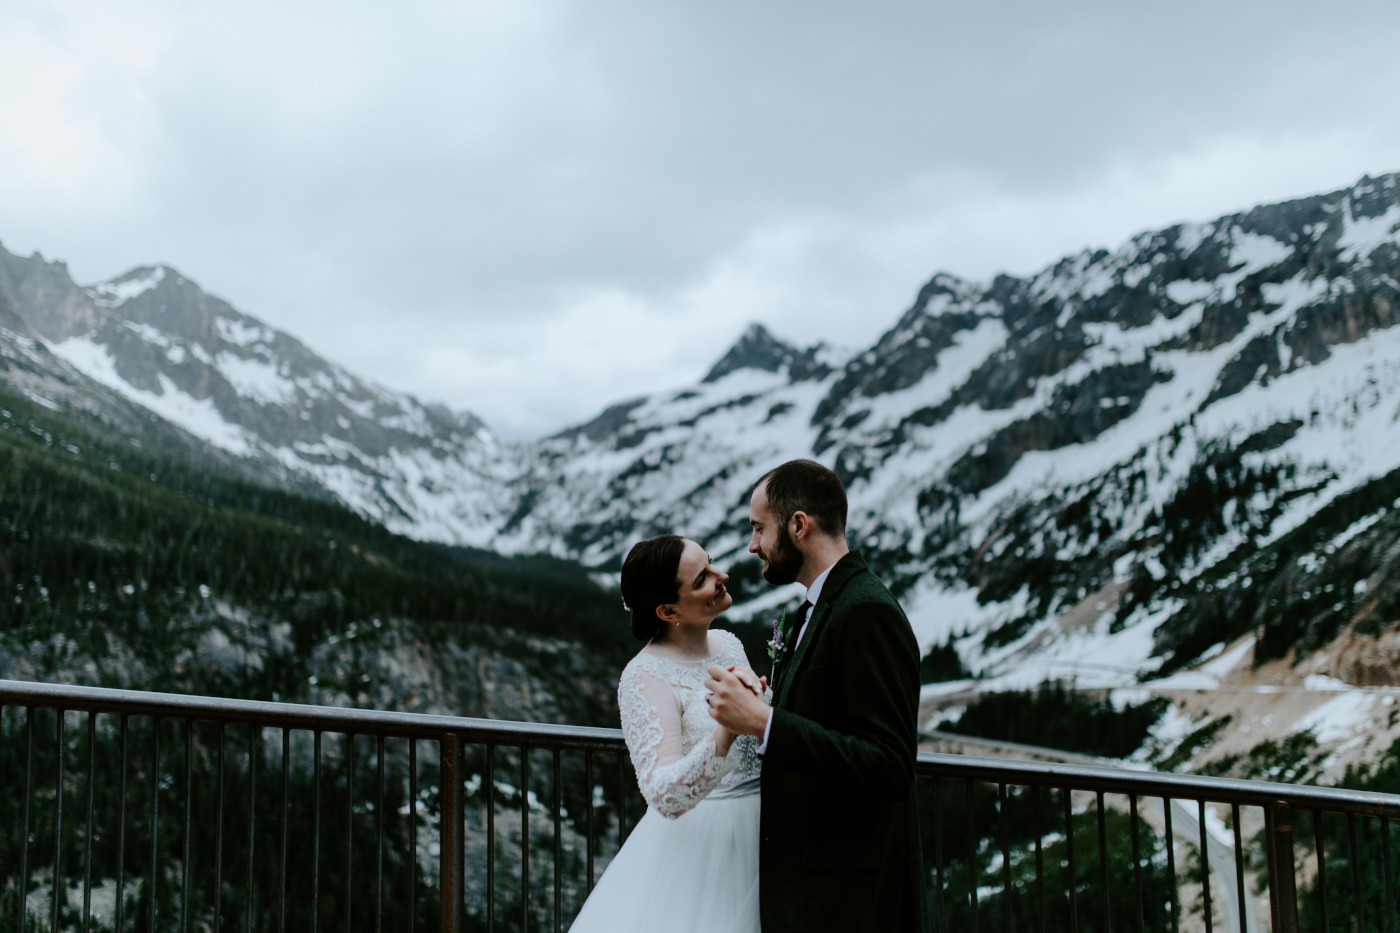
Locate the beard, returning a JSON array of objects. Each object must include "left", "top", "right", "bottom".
[{"left": 760, "top": 524, "right": 803, "bottom": 585}]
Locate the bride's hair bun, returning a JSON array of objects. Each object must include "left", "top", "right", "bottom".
[{"left": 620, "top": 536, "right": 685, "bottom": 641}]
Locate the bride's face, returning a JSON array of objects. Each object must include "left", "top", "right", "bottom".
[{"left": 666, "top": 539, "right": 732, "bottom": 625}]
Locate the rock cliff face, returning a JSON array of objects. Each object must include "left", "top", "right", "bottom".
[{"left": 5, "top": 171, "right": 1400, "bottom": 689}]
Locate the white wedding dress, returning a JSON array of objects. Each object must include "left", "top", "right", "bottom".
[{"left": 568, "top": 629, "right": 763, "bottom": 933}]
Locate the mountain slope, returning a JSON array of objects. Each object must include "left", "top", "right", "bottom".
[
  {"left": 0, "top": 376, "right": 629, "bottom": 725},
  {"left": 0, "top": 247, "right": 514, "bottom": 545},
  {"left": 5, "top": 173, "right": 1400, "bottom": 701}
]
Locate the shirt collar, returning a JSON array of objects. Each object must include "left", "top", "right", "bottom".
[{"left": 805, "top": 561, "right": 837, "bottom": 609}]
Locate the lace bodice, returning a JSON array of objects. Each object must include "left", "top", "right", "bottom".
[{"left": 617, "top": 629, "right": 763, "bottom": 819}]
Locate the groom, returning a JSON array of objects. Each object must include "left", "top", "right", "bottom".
[{"left": 707, "top": 459, "right": 925, "bottom": 932}]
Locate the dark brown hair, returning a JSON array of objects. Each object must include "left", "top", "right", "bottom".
[
  {"left": 755, "top": 459, "right": 847, "bottom": 538},
  {"left": 620, "top": 535, "right": 685, "bottom": 642}
]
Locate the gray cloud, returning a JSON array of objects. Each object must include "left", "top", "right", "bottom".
[{"left": 2, "top": 0, "right": 1398, "bottom": 436}]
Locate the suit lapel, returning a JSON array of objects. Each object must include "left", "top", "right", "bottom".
[
  {"left": 773, "top": 552, "right": 864, "bottom": 709},
  {"left": 773, "top": 600, "right": 830, "bottom": 707}
]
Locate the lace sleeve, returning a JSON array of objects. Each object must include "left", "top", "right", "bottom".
[{"left": 617, "top": 662, "right": 731, "bottom": 819}]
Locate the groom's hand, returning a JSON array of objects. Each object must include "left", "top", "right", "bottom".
[
  {"left": 727, "top": 665, "right": 765, "bottom": 696},
  {"left": 705, "top": 665, "right": 770, "bottom": 737}
]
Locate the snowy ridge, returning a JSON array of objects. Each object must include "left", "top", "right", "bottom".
[
  {"left": 483, "top": 171, "right": 1400, "bottom": 688},
  {"left": 4, "top": 171, "right": 1400, "bottom": 687},
  {"left": 0, "top": 253, "right": 512, "bottom": 546},
  {"left": 89, "top": 265, "right": 167, "bottom": 308}
]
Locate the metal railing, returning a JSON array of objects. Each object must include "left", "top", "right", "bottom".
[
  {"left": 916, "top": 753, "right": 1400, "bottom": 933},
  {"left": 2, "top": 679, "right": 1398, "bottom": 932}
]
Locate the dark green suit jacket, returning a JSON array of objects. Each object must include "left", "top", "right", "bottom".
[{"left": 761, "top": 551, "right": 925, "bottom": 932}]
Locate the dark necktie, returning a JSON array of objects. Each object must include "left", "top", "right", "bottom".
[{"left": 791, "top": 600, "right": 812, "bottom": 647}]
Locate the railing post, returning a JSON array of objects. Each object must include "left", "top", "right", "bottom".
[
  {"left": 1267, "top": 800, "right": 1299, "bottom": 933},
  {"left": 439, "top": 734, "right": 465, "bottom": 933}
]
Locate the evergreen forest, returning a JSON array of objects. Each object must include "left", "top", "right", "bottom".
[{"left": 0, "top": 384, "right": 636, "bottom": 712}]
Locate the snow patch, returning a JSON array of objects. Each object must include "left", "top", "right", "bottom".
[
  {"left": 1199, "top": 637, "right": 1254, "bottom": 679},
  {"left": 1147, "top": 704, "right": 1198, "bottom": 748},
  {"left": 1302, "top": 674, "right": 1351, "bottom": 691},
  {"left": 215, "top": 316, "right": 274, "bottom": 348},
  {"left": 1229, "top": 229, "right": 1293, "bottom": 274},
  {"left": 1338, "top": 201, "right": 1400, "bottom": 265},
  {"left": 1292, "top": 690, "right": 1375, "bottom": 744},
  {"left": 90, "top": 267, "right": 166, "bottom": 306},
  {"left": 122, "top": 321, "right": 170, "bottom": 347},
  {"left": 1176, "top": 221, "right": 1214, "bottom": 256},
  {"left": 217, "top": 352, "right": 298, "bottom": 406},
  {"left": 51, "top": 336, "right": 252, "bottom": 455}
]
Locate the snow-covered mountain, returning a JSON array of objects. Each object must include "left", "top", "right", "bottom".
[
  {"left": 492, "top": 172, "right": 1400, "bottom": 687},
  {"left": 5, "top": 171, "right": 1400, "bottom": 694},
  {"left": 0, "top": 250, "right": 516, "bottom": 543}
]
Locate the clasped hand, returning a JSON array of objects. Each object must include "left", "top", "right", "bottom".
[{"left": 704, "top": 664, "right": 770, "bottom": 738}]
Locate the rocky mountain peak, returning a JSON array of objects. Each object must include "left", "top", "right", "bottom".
[
  {"left": 700, "top": 321, "right": 840, "bottom": 387},
  {"left": 702, "top": 322, "right": 798, "bottom": 383},
  {"left": 89, "top": 265, "right": 172, "bottom": 308},
  {"left": 0, "top": 244, "right": 99, "bottom": 343},
  {"left": 909, "top": 272, "right": 976, "bottom": 317},
  {"left": 0, "top": 243, "right": 504, "bottom": 546}
]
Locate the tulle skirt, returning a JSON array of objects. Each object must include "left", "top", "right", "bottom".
[{"left": 568, "top": 782, "right": 760, "bottom": 933}]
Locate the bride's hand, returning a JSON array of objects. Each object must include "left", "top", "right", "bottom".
[{"left": 711, "top": 723, "right": 737, "bottom": 756}]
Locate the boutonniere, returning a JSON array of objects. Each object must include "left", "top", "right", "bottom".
[{"left": 767, "top": 611, "right": 788, "bottom": 662}]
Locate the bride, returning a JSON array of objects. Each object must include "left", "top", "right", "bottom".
[{"left": 568, "top": 535, "right": 765, "bottom": 933}]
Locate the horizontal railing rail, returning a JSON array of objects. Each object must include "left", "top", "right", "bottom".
[
  {"left": 0, "top": 678, "right": 625, "bottom": 749},
  {"left": 919, "top": 752, "right": 1400, "bottom": 819},
  {"left": 10, "top": 680, "right": 1394, "bottom": 816},
  {"left": 3, "top": 678, "right": 1398, "bottom": 932}
]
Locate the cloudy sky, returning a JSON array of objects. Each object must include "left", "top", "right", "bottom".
[{"left": 3, "top": 1, "right": 1398, "bottom": 437}]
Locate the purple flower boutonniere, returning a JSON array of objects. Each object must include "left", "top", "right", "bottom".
[{"left": 767, "top": 611, "right": 788, "bottom": 662}]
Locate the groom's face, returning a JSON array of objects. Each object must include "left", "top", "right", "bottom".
[{"left": 748, "top": 484, "right": 803, "bottom": 586}]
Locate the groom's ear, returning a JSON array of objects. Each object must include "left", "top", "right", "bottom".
[{"left": 789, "top": 510, "right": 811, "bottom": 542}]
